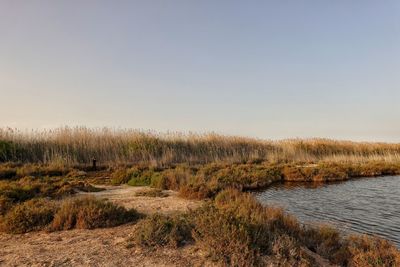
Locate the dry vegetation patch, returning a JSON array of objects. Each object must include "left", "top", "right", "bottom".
[
  {"left": 134, "top": 188, "right": 169, "bottom": 198},
  {"left": 130, "top": 213, "right": 193, "bottom": 248},
  {"left": 0, "top": 198, "right": 56, "bottom": 234},
  {"left": 1, "top": 127, "right": 400, "bottom": 166},
  {"left": 0, "top": 196, "right": 139, "bottom": 234},
  {"left": 50, "top": 196, "right": 138, "bottom": 231}
]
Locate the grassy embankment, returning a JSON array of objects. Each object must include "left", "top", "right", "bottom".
[{"left": 1, "top": 127, "right": 400, "bottom": 266}]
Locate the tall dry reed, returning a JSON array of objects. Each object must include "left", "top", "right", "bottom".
[{"left": 1, "top": 127, "right": 399, "bottom": 166}]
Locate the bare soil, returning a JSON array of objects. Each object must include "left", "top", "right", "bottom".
[{"left": 0, "top": 224, "right": 211, "bottom": 267}]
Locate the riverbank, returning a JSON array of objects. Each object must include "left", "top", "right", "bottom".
[
  {"left": 1, "top": 164, "right": 400, "bottom": 266},
  {"left": 1, "top": 184, "right": 398, "bottom": 266},
  {"left": 256, "top": 175, "right": 400, "bottom": 248},
  {"left": 0, "top": 184, "right": 338, "bottom": 267},
  {"left": 2, "top": 160, "right": 400, "bottom": 201}
]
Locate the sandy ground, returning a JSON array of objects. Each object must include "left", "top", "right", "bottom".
[
  {"left": 78, "top": 185, "right": 202, "bottom": 215},
  {"left": 0, "top": 186, "right": 207, "bottom": 267},
  {"left": 0, "top": 224, "right": 210, "bottom": 267}
]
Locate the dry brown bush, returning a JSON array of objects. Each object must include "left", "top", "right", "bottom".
[
  {"left": 347, "top": 235, "right": 400, "bottom": 267},
  {"left": 131, "top": 213, "right": 193, "bottom": 248},
  {"left": 50, "top": 196, "right": 138, "bottom": 230},
  {"left": 0, "top": 198, "right": 56, "bottom": 233}
]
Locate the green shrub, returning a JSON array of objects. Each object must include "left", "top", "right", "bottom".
[
  {"left": 111, "top": 167, "right": 141, "bottom": 185},
  {"left": 149, "top": 172, "right": 166, "bottom": 188},
  {"left": 127, "top": 170, "right": 158, "bottom": 186},
  {"left": 131, "top": 213, "right": 193, "bottom": 248},
  {"left": 0, "top": 198, "right": 56, "bottom": 233},
  {"left": 51, "top": 197, "right": 138, "bottom": 230}
]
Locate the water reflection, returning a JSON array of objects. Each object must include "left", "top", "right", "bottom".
[{"left": 255, "top": 176, "right": 400, "bottom": 247}]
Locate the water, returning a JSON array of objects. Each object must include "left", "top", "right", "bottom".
[{"left": 255, "top": 176, "right": 400, "bottom": 247}]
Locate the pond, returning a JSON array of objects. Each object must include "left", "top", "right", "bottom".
[{"left": 255, "top": 175, "right": 400, "bottom": 247}]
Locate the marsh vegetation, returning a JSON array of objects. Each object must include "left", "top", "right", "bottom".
[{"left": 1, "top": 127, "right": 400, "bottom": 266}]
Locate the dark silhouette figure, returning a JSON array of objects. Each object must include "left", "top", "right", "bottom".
[{"left": 92, "top": 158, "right": 97, "bottom": 171}]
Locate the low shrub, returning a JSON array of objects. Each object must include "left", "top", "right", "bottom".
[
  {"left": 178, "top": 184, "right": 214, "bottom": 199},
  {"left": 0, "top": 176, "right": 102, "bottom": 209},
  {"left": 211, "top": 164, "right": 282, "bottom": 190},
  {"left": 153, "top": 166, "right": 194, "bottom": 190},
  {"left": 15, "top": 164, "right": 69, "bottom": 178},
  {"left": 131, "top": 213, "right": 193, "bottom": 248},
  {"left": 149, "top": 171, "right": 167, "bottom": 189},
  {"left": 282, "top": 163, "right": 352, "bottom": 182},
  {"left": 347, "top": 235, "right": 400, "bottom": 267},
  {"left": 0, "top": 198, "right": 56, "bottom": 233},
  {"left": 0, "top": 195, "right": 13, "bottom": 215},
  {"left": 314, "top": 163, "right": 349, "bottom": 181},
  {"left": 134, "top": 188, "right": 168, "bottom": 198},
  {"left": 0, "top": 180, "right": 38, "bottom": 203},
  {"left": 192, "top": 204, "right": 258, "bottom": 266},
  {"left": 216, "top": 189, "right": 300, "bottom": 248},
  {"left": 51, "top": 197, "right": 138, "bottom": 230},
  {"left": 300, "top": 224, "right": 349, "bottom": 265},
  {"left": 128, "top": 170, "right": 159, "bottom": 186},
  {"left": 270, "top": 234, "right": 312, "bottom": 266},
  {"left": 111, "top": 167, "right": 140, "bottom": 185}
]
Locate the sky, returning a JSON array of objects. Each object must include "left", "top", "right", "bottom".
[{"left": 1, "top": 1, "right": 399, "bottom": 142}]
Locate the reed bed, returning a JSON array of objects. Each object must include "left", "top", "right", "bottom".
[{"left": 1, "top": 127, "right": 400, "bottom": 166}]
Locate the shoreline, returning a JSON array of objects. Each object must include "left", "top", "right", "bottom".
[{"left": 1, "top": 160, "right": 400, "bottom": 265}]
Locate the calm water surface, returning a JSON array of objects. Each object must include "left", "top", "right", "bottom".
[{"left": 255, "top": 175, "right": 400, "bottom": 247}]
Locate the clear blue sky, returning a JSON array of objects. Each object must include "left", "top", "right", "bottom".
[{"left": 1, "top": 1, "right": 399, "bottom": 141}]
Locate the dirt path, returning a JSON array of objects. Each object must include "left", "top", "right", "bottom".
[
  {"left": 0, "top": 186, "right": 206, "bottom": 267},
  {"left": 0, "top": 224, "right": 208, "bottom": 267}
]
